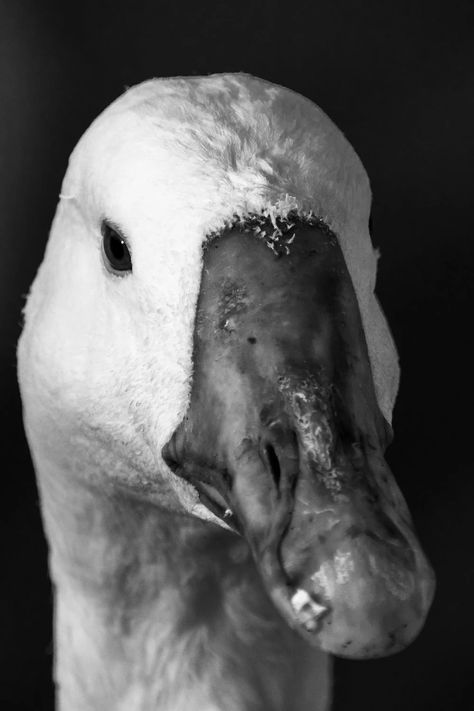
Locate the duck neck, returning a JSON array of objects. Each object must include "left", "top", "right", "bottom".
[{"left": 37, "top": 466, "right": 331, "bottom": 711}]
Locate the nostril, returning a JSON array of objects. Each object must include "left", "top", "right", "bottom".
[{"left": 265, "top": 443, "right": 281, "bottom": 490}]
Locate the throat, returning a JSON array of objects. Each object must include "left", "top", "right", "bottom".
[{"left": 43, "top": 479, "right": 329, "bottom": 711}]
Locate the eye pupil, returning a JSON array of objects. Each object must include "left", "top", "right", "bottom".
[
  {"left": 101, "top": 221, "right": 132, "bottom": 274},
  {"left": 110, "top": 234, "right": 125, "bottom": 260}
]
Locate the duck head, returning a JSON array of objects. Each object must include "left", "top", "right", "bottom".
[{"left": 18, "top": 74, "right": 434, "bottom": 659}]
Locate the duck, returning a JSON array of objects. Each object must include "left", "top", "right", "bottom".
[{"left": 17, "top": 73, "right": 435, "bottom": 711}]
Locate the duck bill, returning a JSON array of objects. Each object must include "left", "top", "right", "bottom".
[{"left": 162, "top": 221, "right": 435, "bottom": 658}]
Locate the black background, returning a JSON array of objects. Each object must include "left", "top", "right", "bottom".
[{"left": 1, "top": 1, "right": 473, "bottom": 709}]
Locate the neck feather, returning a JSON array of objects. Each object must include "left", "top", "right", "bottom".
[{"left": 37, "top": 467, "right": 330, "bottom": 711}]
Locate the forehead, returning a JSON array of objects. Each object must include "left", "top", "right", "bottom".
[{"left": 64, "top": 76, "right": 370, "bottom": 235}]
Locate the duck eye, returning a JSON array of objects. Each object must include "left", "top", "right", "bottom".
[{"left": 101, "top": 221, "right": 132, "bottom": 274}]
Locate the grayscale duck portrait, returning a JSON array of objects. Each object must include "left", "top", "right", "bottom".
[{"left": 3, "top": 2, "right": 472, "bottom": 710}]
